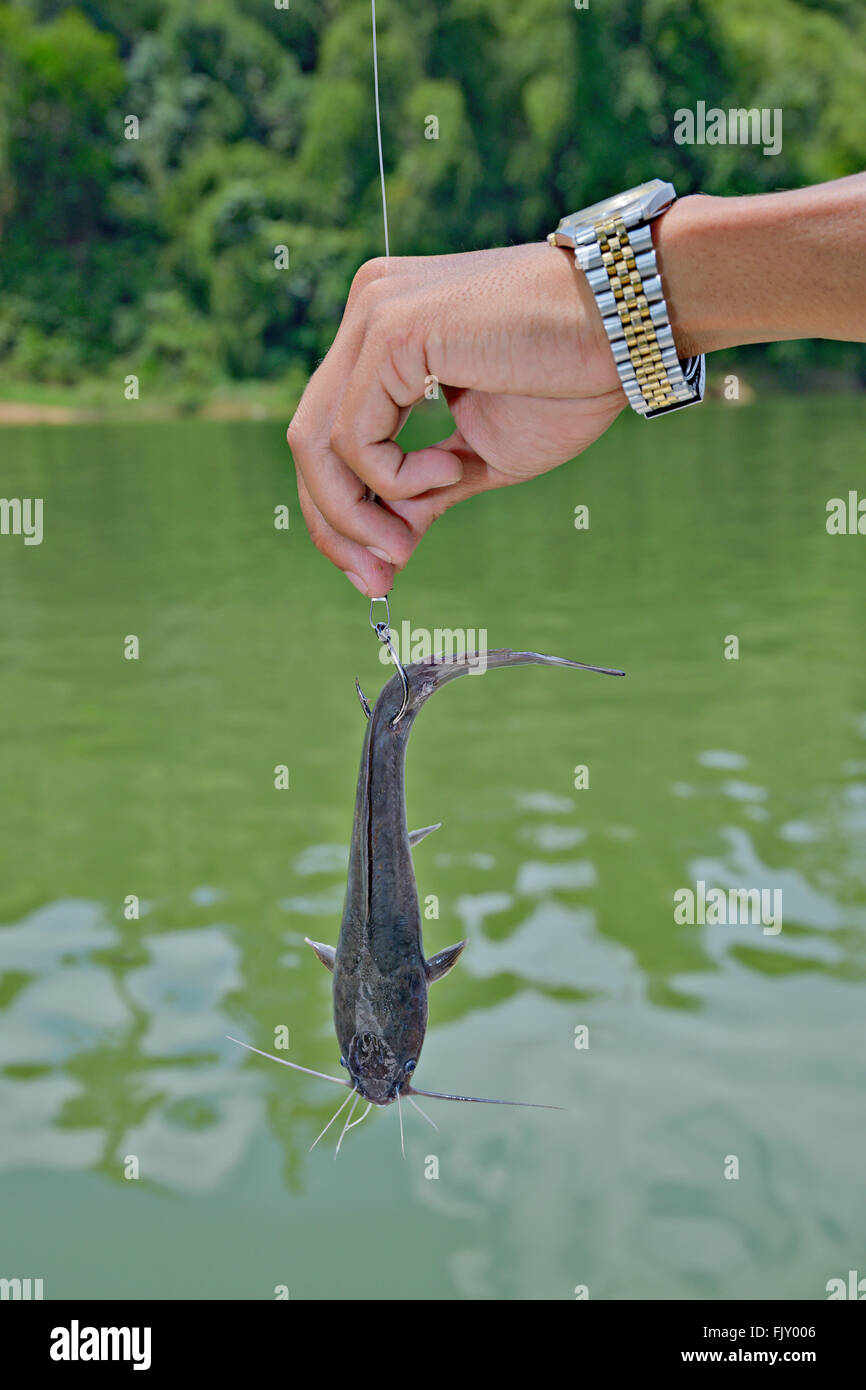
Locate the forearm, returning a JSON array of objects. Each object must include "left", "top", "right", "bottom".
[{"left": 654, "top": 173, "right": 866, "bottom": 357}]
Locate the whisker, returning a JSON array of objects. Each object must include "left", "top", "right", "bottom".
[
  {"left": 409, "top": 1085, "right": 563, "bottom": 1110},
  {"left": 309, "top": 1088, "right": 357, "bottom": 1152},
  {"left": 397, "top": 1090, "right": 406, "bottom": 1159},
  {"left": 335, "top": 1092, "right": 360, "bottom": 1159},
  {"left": 407, "top": 1095, "right": 439, "bottom": 1132},
  {"left": 345, "top": 1100, "right": 373, "bottom": 1135},
  {"left": 226, "top": 1036, "right": 350, "bottom": 1087}
]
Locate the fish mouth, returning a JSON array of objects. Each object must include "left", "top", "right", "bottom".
[
  {"left": 350, "top": 1075, "right": 402, "bottom": 1107},
  {"left": 349, "top": 1086, "right": 391, "bottom": 1107},
  {"left": 346, "top": 1032, "right": 402, "bottom": 1106}
]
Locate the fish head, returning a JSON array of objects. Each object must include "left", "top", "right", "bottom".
[{"left": 344, "top": 1030, "right": 420, "bottom": 1106}]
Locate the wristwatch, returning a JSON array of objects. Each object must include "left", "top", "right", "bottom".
[{"left": 548, "top": 179, "right": 705, "bottom": 418}]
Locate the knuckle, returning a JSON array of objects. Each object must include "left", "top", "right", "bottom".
[
  {"left": 354, "top": 278, "right": 394, "bottom": 321},
  {"left": 305, "top": 514, "right": 329, "bottom": 554},
  {"left": 365, "top": 287, "right": 393, "bottom": 321},
  {"left": 286, "top": 418, "right": 306, "bottom": 460},
  {"left": 351, "top": 257, "right": 391, "bottom": 296},
  {"left": 383, "top": 329, "right": 421, "bottom": 399},
  {"left": 370, "top": 473, "right": 402, "bottom": 502}
]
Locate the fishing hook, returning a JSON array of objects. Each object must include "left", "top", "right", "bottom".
[
  {"left": 369, "top": 595, "right": 410, "bottom": 727},
  {"left": 354, "top": 676, "right": 372, "bottom": 721}
]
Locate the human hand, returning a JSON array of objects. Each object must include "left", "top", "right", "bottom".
[
  {"left": 287, "top": 240, "right": 627, "bottom": 595},
  {"left": 289, "top": 174, "right": 866, "bottom": 594}
]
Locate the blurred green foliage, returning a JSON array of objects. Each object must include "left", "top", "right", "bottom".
[{"left": 0, "top": 0, "right": 864, "bottom": 394}]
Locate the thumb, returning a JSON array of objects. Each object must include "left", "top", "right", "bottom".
[{"left": 385, "top": 433, "right": 509, "bottom": 538}]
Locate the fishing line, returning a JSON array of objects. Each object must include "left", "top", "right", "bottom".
[
  {"left": 371, "top": 0, "right": 390, "bottom": 255},
  {"left": 364, "top": 4, "right": 413, "bottom": 727}
]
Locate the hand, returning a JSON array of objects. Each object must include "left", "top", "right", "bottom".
[
  {"left": 289, "top": 174, "right": 866, "bottom": 594},
  {"left": 287, "top": 241, "right": 627, "bottom": 595}
]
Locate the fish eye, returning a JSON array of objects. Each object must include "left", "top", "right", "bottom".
[{"left": 404, "top": 1059, "right": 416, "bottom": 1073}]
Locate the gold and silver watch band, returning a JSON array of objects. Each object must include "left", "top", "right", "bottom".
[{"left": 552, "top": 215, "right": 705, "bottom": 419}]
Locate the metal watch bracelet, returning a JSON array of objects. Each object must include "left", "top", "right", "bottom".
[{"left": 552, "top": 214, "right": 705, "bottom": 419}]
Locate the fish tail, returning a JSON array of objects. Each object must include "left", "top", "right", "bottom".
[
  {"left": 375, "top": 648, "right": 624, "bottom": 725},
  {"left": 461, "top": 650, "right": 625, "bottom": 679}
]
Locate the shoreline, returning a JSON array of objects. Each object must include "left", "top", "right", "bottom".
[
  {"left": 0, "top": 394, "right": 296, "bottom": 427},
  {"left": 0, "top": 376, "right": 304, "bottom": 427},
  {"left": 0, "top": 368, "right": 862, "bottom": 426},
  {"left": 0, "top": 399, "right": 287, "bottom": 426}
]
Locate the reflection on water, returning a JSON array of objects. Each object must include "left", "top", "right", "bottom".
[{"left": 1, "top": 399, "right": 865, "bottom": 1298}]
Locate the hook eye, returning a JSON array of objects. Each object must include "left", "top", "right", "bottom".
[
  {"left": 368, "top": 595, "right": 409, "bottom": 727},
  {"left": 369, "top": 595, "right": 390, "bottom": 631}
]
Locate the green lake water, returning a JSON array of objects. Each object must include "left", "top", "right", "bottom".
[{"left": 0, "top": 396, "right": 864, "bottom": 1300}]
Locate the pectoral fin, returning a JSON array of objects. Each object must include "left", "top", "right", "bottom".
[
  {"left": 305, "top": 937, "right": 336, "bottom": 972},
  {"left": 409, "top": 823, "right": 442, "bottom": 848},
  {"left": 426, "top": 940, "right": 466, "bottom": 982}
]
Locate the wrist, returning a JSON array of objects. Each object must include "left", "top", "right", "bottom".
[
  {"left": 652, "top": 193, "right": 760, "bottom": 358},
  {"left": 654, "top": 176, "right": 866, "bottom": 358}
]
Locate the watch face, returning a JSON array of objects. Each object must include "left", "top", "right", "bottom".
[{"left": 556, "top": 179, "right": 674, "bottom": 239}]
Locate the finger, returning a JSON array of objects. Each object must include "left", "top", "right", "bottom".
[
  {"left": 296, "top": 470, "right": 395, "bottom": 597},
  {"left": 384, "top": 387, "right": 622, "bottom": 542},
  {"left": 289, "top": 417, "right": 418, "bottom": 567},
  {"left": 330, "top": 308, "right": 464, "bottom": 502},
  {"left": 289, "top": 249, "right": 545, "bottom": 564},
  {"left": 382, "top": 434, "right": 504, "bottom": 544},
  {"left": 290, "top": 270, "right": 440, "bottom": 563},
  {"left": 290, "top": 252, "right": 504, "bottom": 557}
]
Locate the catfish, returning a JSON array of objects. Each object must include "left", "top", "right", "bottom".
[{"left": 229, "top": 649, "right": 623, "bottom": 1152}]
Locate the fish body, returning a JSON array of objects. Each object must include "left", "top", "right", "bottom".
[{"left": 307, "top": 649, "right": 624, "bottom": 1106}]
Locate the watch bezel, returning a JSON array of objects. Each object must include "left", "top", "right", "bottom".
[{"left": 550, "top": 179, "right": 676, "bottom": 248}]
